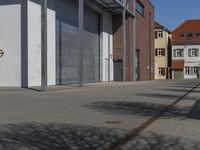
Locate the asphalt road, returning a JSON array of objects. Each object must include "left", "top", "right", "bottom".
[{"left": 0, "top": 79, "right": 199, "bottom": 150}]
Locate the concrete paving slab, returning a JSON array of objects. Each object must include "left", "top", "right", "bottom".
[{"left": 0, "top": 79, "right": 199, "bottom": 149}]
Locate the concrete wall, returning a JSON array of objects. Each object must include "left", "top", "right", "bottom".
[
  {"left": 0, "top": 3, "right": 21, "bottom": 87},
  {"left": 28, "top": 0, "right": 56, "bottom": 86},
  {"left": 0, "top": 0, "right": 115, "bottom": 87},
  {"left": 102, "top": 11, "right": 113, "bottom": 82}
]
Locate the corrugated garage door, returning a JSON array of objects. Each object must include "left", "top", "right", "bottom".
[{"left": 56, "top": 0, "right": 100, "bottom": 84}]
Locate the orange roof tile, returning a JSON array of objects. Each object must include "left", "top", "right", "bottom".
[
  {"left": 171, "top": 60, "right": 184, "bottom": 69},
  {"left": 172, "top": 20, "right": 200, "bottom": 45}
]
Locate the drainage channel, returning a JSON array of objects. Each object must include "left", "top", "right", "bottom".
[{"left": 108, "top": 83, "right": 200, "bottom": 150}]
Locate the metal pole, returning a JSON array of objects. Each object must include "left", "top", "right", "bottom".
[
  {"left": 79, "top": 0, "right": 84, "bottom": 86},
  {"left": 108, "top": 35, "right": 110, "bottom": 82},
  {"left": 122, "top": 0, "right": 127, "bottom": 82},
  {"left": 41, "top": 0, "right": 48, "bottom": 92},
  {"left": 132, "top": 0, "right": 136, "bottom": 81}
]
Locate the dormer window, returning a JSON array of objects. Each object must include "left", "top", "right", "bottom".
[
  {"left": 180, "top": 33, "right": 185, "bottom": 38},
  {"left": 196, "top": 33, "right": 200, "bottom": 37},
  {"left": 187, "top": 33, "right": 193, "bottom": 38}
]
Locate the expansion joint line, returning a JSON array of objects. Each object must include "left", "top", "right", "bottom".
[{"left": 108, "top": 83, "right": 200, "bottom": 150}]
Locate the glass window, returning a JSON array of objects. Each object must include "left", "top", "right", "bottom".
[
  {"left": 188, "top": 48, "right": 199, "bottom": 57},
  {"left": 180, "top": 33, "right": 185, "bottom": 38},
  {"left": 158, "top": 68, "right": 165, "bottom": 76},
  {"left": 174, "top": 49, "right": 184, "bottom": 57},
  {"left": 185, "top": 67, "right": 190, "bottom": 75},
  {"left": 196, "top": 33, "right": 200, "bottom": 37},
  {"left": 185, "top": 67, "right": 198, "bottom": 75},
  {"left": 191, "top": 67, "right": 198, "bottom": 75},
  {"left": 187, "top": 33, "right": 193, "bottom": 38},
  {"left": 136, "top": 0, "right": 144, "bottom": 16},
  {"left": 155, "top": 30, "right": 163, "bottom": 39},
  {"left": 155, "top": 48, "right": 165, "bottom": 56}
]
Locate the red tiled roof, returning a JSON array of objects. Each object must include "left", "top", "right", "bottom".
[
  {"left": 155, "top": 21, "right": 164, "bottom": 29},
  {"left": 171, "top": 60, "right": 184, "bottom": 69},
  {"left": 172, "top": 20, "right": 200, "bottom": 44},
  {"left": 155, "top": 21, "right": 171, "bottom": 33}
]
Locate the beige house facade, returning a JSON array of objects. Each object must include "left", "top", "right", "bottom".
[{"left": 154, "top": 22, "right": 171, "bottom": 80}]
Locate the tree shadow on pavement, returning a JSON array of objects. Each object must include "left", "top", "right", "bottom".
[
  {"left": 157, "top": 88, "right": 200, "bottom": 93},
  {"left": 0, "top": 123, "right": 199, "bottom": 150},
  {"left": 134, "top": 93, "right": 180, "bottom": 99},
  {"left": 172, "top": 82, "right": 199, "bottom": 86},
  {"left": 123, "top": 132, "right": 200, "bottom": 150},
  {"left": 171, "top": 85, "right": 199, "bottom": 89},
  {"left": 86, "top": 101, "right": 191, "bottom": 119},
  {"left": 0, "top": 123, "right": 125, "bottom": 150}
]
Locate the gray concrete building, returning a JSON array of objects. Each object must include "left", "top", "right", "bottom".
[{"left": 0, "top": 0, "right": 136, "bottom": 88}]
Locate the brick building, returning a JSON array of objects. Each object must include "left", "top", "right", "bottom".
[
  {"left": 113, "top": 0, "right": 155, "bottom": 81},
  {"left": 135, "top": 0, "right": 155, "bottom": 81}
]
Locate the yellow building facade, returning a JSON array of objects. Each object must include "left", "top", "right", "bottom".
[{"left": 154, "top": 22, "right": 171, "bottom": 80}]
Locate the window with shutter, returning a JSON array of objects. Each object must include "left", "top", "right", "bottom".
[
  {"left": 188, "top": 48, "right": 199, "bottom": 57},
  {"left": 162, "top": 49, "right": 165, "bottom": 56},
  {"left": 188, "top": 49, "right": 191, "bottom": 57},
  {"left": 155, "top": 31, "right": 157, "bottom": 39},
  {"left": 196, "top": 49, "right": 199, "bottom": 56},
  {"left": 155, "top": 49, "right": 158, "bottom": 56}
]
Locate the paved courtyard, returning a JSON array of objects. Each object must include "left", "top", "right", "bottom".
[{"left": 0, "top": 79, "right": 200, "bottom": 149}]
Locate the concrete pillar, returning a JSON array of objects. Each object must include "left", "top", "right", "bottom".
[
  {"left": 41, "top": 0, "right": 48, "bottom": 92},
  {"left": 79, "top": 0, "right": 84, "bottom": 87}
]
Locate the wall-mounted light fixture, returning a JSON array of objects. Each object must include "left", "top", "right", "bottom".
[{"left": 0, "top": 49, "right": 4, "bottom": 57}]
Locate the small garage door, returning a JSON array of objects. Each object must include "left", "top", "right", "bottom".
[
  {"left": 174, "top": 70, "right": 184, "bottom": 79},
  {"left": 56, "top": 0, "right": 100, "bottom": 84}
]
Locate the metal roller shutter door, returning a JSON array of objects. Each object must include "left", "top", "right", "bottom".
[{"left": 56, "top": 0, "right": 100, "bottom": 84}]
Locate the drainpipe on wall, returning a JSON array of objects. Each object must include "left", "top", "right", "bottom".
[
  {"left": 122, "top": 0, "right": 127, "bottom": 82},
  {"left": 41, "top": 0, "right": 48, "bottom": 92},
  {"left": 149, "top": 12, "right": 152, "bottom": 80},
  {"left": 78, "top": 0, "right": 84, "bottom": 87},
  {"left": 108, "top": 35, "right": 111, "bottom": 82}
]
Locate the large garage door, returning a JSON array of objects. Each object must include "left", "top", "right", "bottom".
[{"left": 56, "top": 0, "right": 100, "bottom": 84}]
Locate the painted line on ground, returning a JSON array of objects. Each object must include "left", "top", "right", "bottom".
[{"left": 108, "top": 83, "right": 200, "bottom": 150}]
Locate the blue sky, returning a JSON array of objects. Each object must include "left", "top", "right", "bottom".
[{"left": 150, "top": 0, "right": 200, "bottom": 31}]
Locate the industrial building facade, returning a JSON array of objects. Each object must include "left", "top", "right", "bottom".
[{"left": 0, "top": 0, "right": 154, "bottom": 88}]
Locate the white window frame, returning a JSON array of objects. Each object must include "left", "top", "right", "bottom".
[
  {"left": 185, "top": 67, "right": 190, "bottom": 75},
  {"left": 188, "top": 48, "right": 199, "bottom": 57},
  {"left": 185, "top": 66, "right": 198, "bottom": 75},
  {"left": 174, "top": 49, "right": 184, "bottom": 57},
  {"left": 157, "top": 31, "right": 163, "bottom": 39},
  {"left": 158, "top": 68, "right": 165, "bottom": 76},
  {"left": 156, "top": 48, "right": 165, "bottom": 56},
  {"left": 191, "top": 67, "right": 198, "bottom": 75}
]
